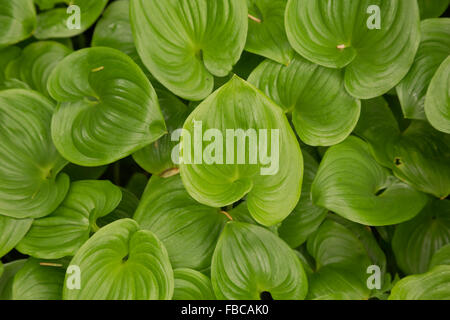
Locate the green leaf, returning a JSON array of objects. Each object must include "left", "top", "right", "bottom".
[
  {"left": 35, "top": 0, "right": 108, "bottom": 39},
  {"left": 0, "top": 0, "right": 36, "bottom": 46},
  {"left": 248, "top": 55, "right": 360, "bottom": 146},
  {"left": 212, "top": 221, "right": 308, "bottom": 300},
  {"left": 0, "top": 89, "right": 69, "bottom": 219},
  {"left": 62, "top": 163, "right": 108, "bottom": 181},
  {"left": 396, "top": 18, "right": 450, "bottom": 119},
  {"left": 245, "top": 0, "right": 293, "bottom": 65},
  {"left": 418, "top": 0, "right": 449, "bottom": 19},
  {"left": 16, "top": 180, "right": 122, "bottom": 259},
  {"left": 278, "top": 150, "right": 327, "bottom": 248},
  {"left": 48, "top": 47, "right": 166, "bottom": 166},
  {"left": 389, "top": 265, "right": 450, "bottom": 300},
  {"left": 12, "top": 258, "right": 66, "bottom": 300},
  {"left": 179, "top": 76, "right": 303, "bottom": 226},
  {"left": 5, "top": 41, "right": 73, "bottom": 98},
  {"left": 34, "top": 0, "right": 63, "bottom": 11},
  {"left": 173, "top": 268, "right": 215, "bottom": 300},
  {"left": 0, "top": 215, "right": 32, "bottom": 258},
  {"left": 97, "top": 188, "right": 138, "bottom": 228},
  {"left": 355, "top": 97, "right": 450, "bottom": 199},
  {"left": 392, "top": 199, "right": 450, "bottom": 275},
  {"left": 130, "top": 0, "right": 248, "bottom": 101},
  {"left": 133, "top": 89, "right": 189, "bottom": 175},
  {"left": 125, "top": 173, "right": 148, "bottom": 199},
  {"left": 285, "top": 0, "right": 421, "bottom": 99},
  {"left": 0, "top": 46, "right": 21, "bottom": 84},
  {"left": 425, "top": 55, "right": 450, "bottom": 134},
  {"left": 91, "top": 0, "right": 142, "bottom": 66},
  {"left": 430, "top": 244, "right": 450, "bottom": 269},
  {"left": 0, "top": 260, "right": 27, "bottom": 300},
  {"left": 63, "top": 219, "right": 174, "bottom": 300},
  {"left": 311, "top": 136, "right": 428, "bottom": 226},
  {"left": 134, "top": 174, "right": 227, "bottom": 271}
]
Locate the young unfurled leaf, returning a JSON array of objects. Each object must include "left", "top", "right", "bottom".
[
  {"left": 425, "top": 56, "right": 450, "bottom": 134},
  {"left": 245, "top": 0, "right": 293, "bottom": 65},
  {"left": 16, "top": 180, "right": 122, "bottom": 259},
  {"left": 392, "top": 199, "right": 450, "bottom": 275},
  {"left": 278, "top": 150, "right": 327, "bottom": 248},
  {"left": 417, "top": 0, "right": 449, "bottom": 19},
  {"left": 389, "top": 265, "right": 450, "bottom": 300},
  {"left": 130, "top": 0, "right": 248, "bottom": 100},
  {"left": 249, "top": 55, "right": 360, "bottom": 146},
  {"left": 285, "top": 0, "right": 420, "bottom": 99},
  {"left": 48, "top": 47, "right": 166, "bottom": 166},
  {"left": 311, "top": 136, "right": 428, "bottom": 226},
  {"left": 0, "top": 260, "right": 26, "bottom": 300},
  {"left": 63, "top": 219, "right": 174, "bottom": 300},
  {"left": 179, "top": 76, "right": 303, "bottom": 226},
  {"left": 35, "top": 0, "right": 108, "bottom": 39},
  {"left": 12, "top": 258, "right": 67, "bottom": 300},
  {"left": 4, "top": 41, "right": 73, "bottom": 98},
  {"left": 173, "top": 268, "right": 216, "bottom": 300},
  {"left": 0, "top": 216, "right": 32, "bottom": 258},
  {"left": 0, "top": 0, "right": 36, "bottom": 46},
  {"left": 134, "top": 174, "right": 227, "bottom": 271},
  {"left": 212, "top": 221, "right": 308, "bottom": 300},
  {"left": 396, "top": 19, "right": 450, "bottom": 120},
  {"left": 0, "top": 89, "right": 69, "bottom": 219},
  {"left": 133, "top": 89, "right": 189, "bottom": 175}
]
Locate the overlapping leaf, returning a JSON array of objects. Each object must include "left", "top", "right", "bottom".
[
  {"left": 285, "top": 0, "right": 421, "bottom": 99},
  {"left": 16, "top": 180, "right": 122, "bottom": 259},
  {"left": 430, "top": 244, "right": 450, "bottom": 268},
  {"left": 0, "top": 0, "right": 36, "bottom": 46},
  {"left": 130, "top": 0, "right": 248, "bottom": 100},
  {"left": 0, "top": 216, "right": 32, "bottom": 258},
  {"left": 417, "top": 0, "right": 449, "bottom": 19},
  {"left": 0, "top": 89, "right": 69, "bottom": 219},
  {"left": 425, "top": 56, "right": 450, "bottom": 134},
  {"left": 212, "top": 221, "right": 308, "bottom": 300},
  {"left": 245, "top": 0, "right": 293, "bottom": 65},
  {"left": 173, "top": 268, "right": 215, "bottom": 300},
  {"left": 392, "top": 199, "right": 450, "bottom": 275},
  {"left": 35, "top": 0, "right": 108, "bottom": 39},
  {"left": 63, "top": 219, "right": 174, "bottom": 300},
  {"left": 396, "top": 18, "right": 450, "bottom": 119},
  {"left": 311, "top": 136, "right": 428, "bottom": 226},
  {"left": 48, "top": 47, "right": 166, "bottom": 166},
  {"left": 179, "top": 76, "right": 303, "bottom": 226},
  {"left": 134, "top": 174, "right": 227, "bottom": 271},
  {"left": 248, "top": 55, "right": 360, "bottom": 146},
  {"left": 0, "top": 260, "right": 26, "bottom": 300}
]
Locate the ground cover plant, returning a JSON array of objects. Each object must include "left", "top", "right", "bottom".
[{"left": 0, "top": 0, "right": 449, "bottom": 300}]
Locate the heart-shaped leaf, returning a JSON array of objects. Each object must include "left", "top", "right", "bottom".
[
  {"left": 130, "top": 0, "right": 248, "bottom": 101},
  {"left": 16, "top": 180, "right": 122, "bottom": 259},
  {"left": 285, "top": 0, "right": 421, "bottom": 99},
  {"left": 418, "top": 0, "right": 449, "bottom": 19},
  {"left": 63, "top": 219, "right": 174, "bottom": 300},
  {"left": 248, "top": 55, "right": 360, "bottom": 146},
  {"left": 134, "top": 174, "right": 227, "bottom": 271},
  {"left": 389, "top": 265, "right": 450, "bottom": 300},
  {"left": 392, "top": 199, "right": 450, "bottom": 275},
  {"left": 35, "top": 0, "right": 108, "bottom": 39},
  {"left": 355, "top": 97, "right": 450, "bottom": 199},
  {"left": 430, "top": 244, "right": 450, "bottom": 269},
  {"left": 0, "top": 260, "right": 26, "bottom": 300},
  {"left": 278, "top": 150, "right": 327, "bottom": 248},
  {"left": 212, "top": 221, "right": 308, "bottom": 300},
  {"left": 173, "top": 268, "right": 215, "bottom": 300},
  {"left": 245, "top": 0, "right": 293, "bottom": 65},
  {"left": 12, "top": 258, "right": 66, "bottom": 300},
  {"left": 48, "top": 47, "right": 166, "bottom": 166},
  {"left": 311, "top": 136, "right": 428, "bottom": 226},
  {"left": 0, "top": 89, "right": 70, "bottom": 219},
  {"left": 179, "top": 76, "right": 303, "bottom": 226},
  {"left": 0, "top": 215, "right": 32, "bottom": 258},
  {"left": 133, "top": 89, "right": 189, "bottom": 175},
  {"left": 425, "top": 55, "right": 450, "bottom": 134},
  {"left": 0, "top": 0, "right": 36, "bottom": 46},
  {"left": 5, "top": 41, "right": 72, "bottom": 98},
  {"left": 396, "top": 18, "right": 450, "bottom": 120}
]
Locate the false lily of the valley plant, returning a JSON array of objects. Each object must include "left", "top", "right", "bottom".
[{"left": 0, "top": 0, "right": 449, "bottom": 301}]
